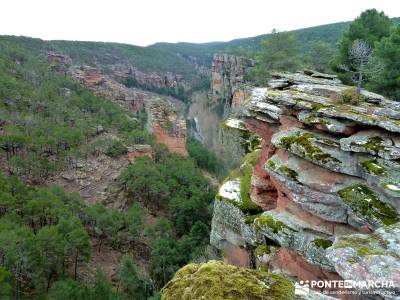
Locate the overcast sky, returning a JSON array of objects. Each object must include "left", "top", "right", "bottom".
[{"left": 1, "top": 0, "right": 399, "bottom": 46}]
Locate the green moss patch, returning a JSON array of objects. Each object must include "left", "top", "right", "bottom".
[
  {"left": 219, "top": 151, "right": 263, "bottom": 215},
  {"left": 277, "top": 166, "right": 299, "bottom": 181},
  {"left": 333, "top": 235, "right": 386, "bottom": 257},
  {"left": 278, "top": 132, "right": 340, "bottom": 164},
  {"left": 338, "top": 184, "right": 398, "bottom": 225},
  {"left": 353, "top": 136, "right": 386, "bottom": 154},
  {"left": 254, "top": 215, "right": 295, "bottom": 234},
  {"left": 161, "top": 260, "right": 295, "bottom": 300},
  {"left": 313, "top": 239, "right": 333, "bottom": 249},
  {"left": 311, "top": 103, "right": 329, "bottom": 111},
  {"left": 360, "top": 159, "right": 387, "bottom": 176},
  {"left": 255, "top": 244, "right": 272, "bottom": 257}
]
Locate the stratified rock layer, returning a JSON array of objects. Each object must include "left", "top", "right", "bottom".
[
  {"left": 211, "top": 69, "right": 400, "bottom": 298},
  {"left": 211, "top": 53, "right": 253, "bottom": 107}
]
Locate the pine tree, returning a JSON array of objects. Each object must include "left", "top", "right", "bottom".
[{"left": 369, "top": 25, "right": 400, "bottom": 100}]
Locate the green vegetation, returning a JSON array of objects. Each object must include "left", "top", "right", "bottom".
[
  {"left": 254, "top": 215, "right": 294, "bottom": 234},
  {"left": 161, "top": 260, "right": 294, "bottom": 300},
  {"left": 277, "top": 166, "right": 299, "bottom": 181},
  {"left": 313, "top": 238, "right": 333, "bottom": 249},
  {"left": 366, "top": 137, "right": 384, "bottom": 151},
  {"left": 217, "top": 150, "right": 263, "bottom": 215},
  {"left": 253, "top": 29, "right": 301, "bottom": 84},
  {"left": 119, "top": 151, "right": 216, "bottom": 289},
  {"left": 332, "top": 9, "right": 393, "bottom": 84},
  {"left": 278, "top": 132, "right": 340, "bottom": 164},
  {"left": 123, "top": 76, "right": 191, "bottom": 103},
  {"left": 338, "top": 184, "right": 398, "bottom": 225},
  {"left": 0, "top": 36, "right": 219, "bottom": 299},
  {"left": 333, "top": 234, "right": 387, "bottom": 257},
  {"left": 0, "top": 37, "right": 150, "bottom": 183},
  {"left": 304, "top": 41, "right": 334, "bottom": 73},
  {"left": 186, "top": 137, "right": 225, "bottom": 176},
  {"left": 0, "top": 147, "right": 216, "bottom": 298},
  {"left": 337, "top": 87, "right": 366, "bottom": 104},
  {"left": 360, "top": 159, "right": 387, "bottom": 175},
  {"left": 255, "top": 244, "right": 275, "bottom": 257},
  {"left": 331, "top": 10, "right": 400, "bottom": 100},
  {"left": 370, "top": 24, "right": 400, "bottom": 100}
]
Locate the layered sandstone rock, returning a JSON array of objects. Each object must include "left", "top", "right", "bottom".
[
  {"left": 148, "top": 98, "right": 188, "bottom": 156},
  {"left": 69, "top": 65, "right": 148, "bottom": 112},
  {"left": 211, "top": 53, "right": 254, "bottom": 108},
  {"left": 211, "top": 70, "right": 400, "bottom": 298}
]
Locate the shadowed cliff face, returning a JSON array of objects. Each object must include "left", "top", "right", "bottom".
[
  {"left": 210, "top": 67, "right": 400, "bottom": 297},
  {"left": 211, "top": 53, "right": 253, "bottom": 110}
]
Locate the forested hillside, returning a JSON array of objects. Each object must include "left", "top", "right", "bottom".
[
  {"left": 0, "top": 36, "right": 198, "bottom": 78},
  {"left": 0, "top": 35, "right": 217, "bottom": 299},
  {"left": 150, "top": 18, "right": 400, "bottom": 65},
  {"left": 1, "top": 10, "right": 400, "bottom": 299}
]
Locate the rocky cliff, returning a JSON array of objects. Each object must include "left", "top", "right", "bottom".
[
  {"left": 210, "top": 70, "right": 400, "bottom": 298},
  {"left": 211, "top": 53, "right": 254, "bottom": 109},
  {"left": 48, "top": 52, "right": 188, "bottom": 156},
  {"left": 148, "top": 98, "right": 188, "bottom": 157}
]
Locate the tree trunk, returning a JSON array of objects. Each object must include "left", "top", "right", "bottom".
[
  {"left": 357, "top": 63, "right": 364, "bottom": 95},
  {"left": 74, "top": 250, "right": 79, "bottom": 280}
]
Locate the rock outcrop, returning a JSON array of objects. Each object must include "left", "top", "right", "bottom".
[
  {"left": 211, "top": 53, "right": 254, "bottom": 108},
  {"left": 210, "top": 70, "right": 400, "bottom": 298},
  {"left": 161, "top": 260, "right": 295, "bottom": 300},
  {"left": 148, "top": 98, "right": 188, "bottom": 156},
  {"left": 161, "top": 260, "right": 335, "bottom": 300},
  {"left": 47, "top": 52, "right": 72, "bottom": 74},
  {"left": 69, "top": 65, "right": 148, "bottom": 113}
]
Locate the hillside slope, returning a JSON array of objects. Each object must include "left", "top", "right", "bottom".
[{"left": 150, "top": 17, "right": 400, "bottom": 66}]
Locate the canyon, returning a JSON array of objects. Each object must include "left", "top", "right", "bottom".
[{"left": 48, "top": 51, "right": 188, "bottom": 157}]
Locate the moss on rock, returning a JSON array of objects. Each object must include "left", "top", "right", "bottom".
[
  {"left": 333, "top": 235, "right": 386, "bottom": 257},
  {"left": 218, "top": 150, "right": 263, "bottom": 215},
  {"left": 278, "top": 131, "right": 339, "bottom": 164},
  {"left": 360, "top": 159, "right": 387, "bottom": 176},
  {"left": 254, "top": 215, "right": 294, "bottom": 234},
  {"left": 313, "top": 238, "right": 333, "bottom": 249},
  {"left": 161, "top": 260, "right": 294, "bottom": 300},
  {"left": 338, "top": 184, "right": 398, "bottom": 225},
  {"left": 277, "top": 166, "right": 299, "bottom": 181}
]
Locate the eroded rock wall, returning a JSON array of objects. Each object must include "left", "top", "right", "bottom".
[
  {"left": 211, "top": 53, "right": 254, "bottom": 108},
  {"left": 148, "top": 98, "right": 188, "bottom": 157},
  {"left": 211, "top": 70, "right": 400, "bottom": 298}
]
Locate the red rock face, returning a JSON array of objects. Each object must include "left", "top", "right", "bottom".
[
  {"left": 222, "top": 242, "right": 251, "bottom": 268},
  {"left": 83, "top": 67, "right": 103, "bottom": 86},
  {"left": 269, "top": 247, "right": 355, "bottom": 299},
  {"left": 232, "top": 89, "right": 251, "bottom": 108},
  {"left": 152, "top": 123, "right": 188, "bottom": 157},
  {"left": 243, "top": 118, "right": 279, "bottom": 210},
  {"left": 150, "top": 105, "right": 188, "bottom": 157}
]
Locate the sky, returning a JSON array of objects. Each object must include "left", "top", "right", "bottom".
[{"left": 1, "top": 0, "right": 399, "bottom": 46}]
